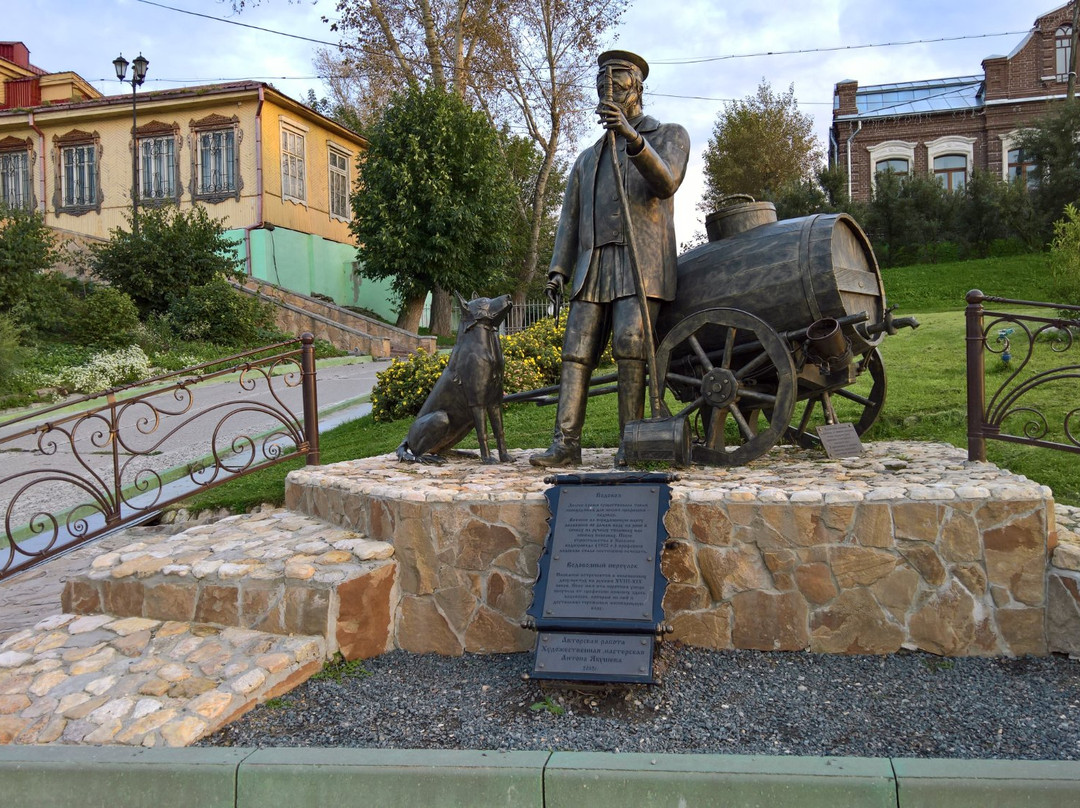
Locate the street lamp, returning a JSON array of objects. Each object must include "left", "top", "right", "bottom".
[{"left": 113, "top": 52, "right": 149, "bottom": 233}]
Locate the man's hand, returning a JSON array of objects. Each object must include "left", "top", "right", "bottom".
[
  {"left": 545, "top": 273, "right": 564, "bottom": 307},
  {"left": 597, "top": 100, "right": 639, "bottom": 143}
]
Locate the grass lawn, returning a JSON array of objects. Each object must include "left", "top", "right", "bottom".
[{"left": 184, "top": 251, "right": 1079, "bottom": 514}]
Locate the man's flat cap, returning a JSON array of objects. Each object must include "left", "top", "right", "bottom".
[{"left": 597, "top": 50, "right": 649, "bottom": 80}]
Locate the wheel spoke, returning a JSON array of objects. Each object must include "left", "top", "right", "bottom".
[
  {"left": 721, "top": 327, "right": 736, "bottom": 369},
  {"left": 836, "top": 387, "right": 873, "bottom": 407},
  {"left": 705, "top": 408, "right": 725, "bottom": 450},
  {"left": 738, "top": 389, "right": 777, "bottom": 406},
  {"left": 728, "top": 403, "right": 755, "bottom": 441},
  {"left": 735, "top": 349, "right": 771, "bottom": 380},
  {"left": 688, "top": 334, "right": 713, "bottom": 372},
  {"left": 673, "top": 397, "right": 705, "bottom": 421},
  {"left": 794, "top": 397, "right": 818, "bottom": 436},
  {"left": 668, "top": 372, "right": 703, "bottom": 387}
]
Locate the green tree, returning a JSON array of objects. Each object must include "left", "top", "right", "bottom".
[
  {"left": 88, "top": 204, "right": 243, "bottom": 317},
  {"left": 0, "top": 204, "right": 60, "bottom": 311},
  {"left": 1049, "top": 202, "right": 1080, "bottom": 307},
  {"left": 700, "top": 80, "right": 823, "bottom": 212},
  {"left": 351, "top": 84, "right": 517, "bottom": 332},
  {"left": 1015, "top": 103, "right": 1080, "bottom": 235}
]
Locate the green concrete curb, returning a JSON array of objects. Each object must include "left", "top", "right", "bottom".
[
  {"left": 238, "top": 748, "right": 549, "bottom": 807},
  {"left": 5, "top": 748, "right": 1080, "bottom": 807},
  {"left": 546, "top": 752, "right": 897, "bottom": 808},
  {"left": 893, "top": 758, "right": 1080, "bottom": 807},
  {"left": 0, "top": 746, "right": 251, "bottom": 808}
]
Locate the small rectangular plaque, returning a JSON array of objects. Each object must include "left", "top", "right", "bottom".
[
  {"left": 542, "top": 485, "right": 659, "bottom": 622},
  {"left": 816, "top": 422, "right": 864, "bottom": 458},
  {"left": 532, "top": 631, "right": 654, "bottom": 683}
]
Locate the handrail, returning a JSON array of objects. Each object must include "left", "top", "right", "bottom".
[
  {"left": 0, "top": 334, "right": 320, "bottom": 580},
  {"left": 965, "top": 290, "right": 1080, "bottom": 462}
]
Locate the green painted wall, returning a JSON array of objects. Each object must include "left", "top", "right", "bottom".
[{"left": 232, "top": 227, "right": 398, "bottom": 322}]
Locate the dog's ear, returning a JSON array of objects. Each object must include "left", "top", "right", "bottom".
[{"left": 453, "top": 291, "right": 469, "bottom": 312}]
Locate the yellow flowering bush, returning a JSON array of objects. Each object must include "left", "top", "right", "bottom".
[
  {"left": 369, "top": 316, "right": 607, "bottom": 422},
  {"left": 370, "top": 349, "right": 449, "bottom": 422}
]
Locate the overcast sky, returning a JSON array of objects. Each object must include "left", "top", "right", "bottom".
[{"left": 5, "top": 0, "right": 1054, "bottom": 240}]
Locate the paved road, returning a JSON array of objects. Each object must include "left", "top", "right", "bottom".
[{"left": 0, "top": 357, "right": 387, "bottom": 565}]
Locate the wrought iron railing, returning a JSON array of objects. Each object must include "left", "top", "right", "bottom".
[
  {"left": 0, "top": 333, "right": 320, "bottom": 580},
  {"left": 966, "top": 290, "right": 1080, "bottom": 461}
]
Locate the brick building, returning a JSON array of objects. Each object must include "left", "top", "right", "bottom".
[{"left": 831, "top": 2, "right": 1074, "bottom": 202}]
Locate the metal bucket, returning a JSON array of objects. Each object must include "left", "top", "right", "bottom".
[{"left": 620, "top": 416, "right": 692, "bottom": 467}]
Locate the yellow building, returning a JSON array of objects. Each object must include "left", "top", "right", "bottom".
[{"left": 0, "top": 42, "right": 394, "bottom": 318}]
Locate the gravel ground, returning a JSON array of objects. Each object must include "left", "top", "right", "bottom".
[{"left": 201, "top": 644, "right": 1080, "bottom": 759}]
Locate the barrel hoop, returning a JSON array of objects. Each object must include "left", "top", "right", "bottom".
[{"left": 797, "top": 215, "right": 823, "bottom": 321}]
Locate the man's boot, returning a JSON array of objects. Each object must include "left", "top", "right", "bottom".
[
  {"left": 614, "top": 359, "right": 646, "bottom": 466},
  {"left": 530, "top": 361, "right": 590, "bottom": 467}
]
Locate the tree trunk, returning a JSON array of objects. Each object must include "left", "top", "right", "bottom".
[
  {"left": 395, "top": 291, "right": 428, "bottom": 334},
  {"left": 429, "top": 286, "right": 454, "bottom": 337}
]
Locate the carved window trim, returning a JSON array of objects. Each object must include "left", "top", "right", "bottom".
[
  {"left": 53, "top": 129, "right": 102, "bottom": 217},
  {"left": 0, "top": 136, "right": 35, "bottom": 210},
  {"left": 867, "top": 140, "right": 916, "bottom": 191},
  {"left": 135, "top": 120, "right": 182, "bottom": 206},
  {"left": 190, "top": 114, "right": 243, "bottom": 203}
]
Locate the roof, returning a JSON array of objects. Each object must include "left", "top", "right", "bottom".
[{"left": 839, "top": 75, "right": 984, "bottom": 119}]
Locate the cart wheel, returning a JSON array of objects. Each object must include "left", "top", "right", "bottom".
[
  {"left": 655, "top": 308, "right": 796, "bottom": 466},
  {"left": 785, "top": 348, "right": 887, "bottom": 449}
]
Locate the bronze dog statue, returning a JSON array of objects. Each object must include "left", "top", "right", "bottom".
[{"left": 396, "top": 293, "right": 514, "bottom": 464}]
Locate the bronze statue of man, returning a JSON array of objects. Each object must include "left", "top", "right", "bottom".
[{"left": 531, "top": 50, "right": 690, "bottom": 468}]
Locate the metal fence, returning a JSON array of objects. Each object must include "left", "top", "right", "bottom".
[
  {"left": 0, "top": 334, "right": 320, "bottom": 581},
  {"left": 965, "top": 290, "right": 1080, "bottom": 461}
]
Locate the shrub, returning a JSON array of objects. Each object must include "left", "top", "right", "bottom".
[
  {"left": 80, "top": 286, "right": 141, "bottom": 348},
  {"left": 89, "top": 204, "right": 243, "bottom": 317},
  {"left": 370, "top": 349, "right": 449, "bottom": 422},
  {"left": 165, "top": 277, "right": 273, "bottom": 345},
  {"left": 57, "top": 345, "right": 151, "bottom": 394},
  {"left": 0, "top": 204, "right": 60, "bottom": 311},
  {"left": 1049, "top": 203, "right": 1080, "bottom": 310},
  {"left": 0, "top": 312, "right": 23, "bottom": 385},
  {"left": 501, "top": 316, "right": 566, "bottom": 384},
  {"left": 10, "top": 272, "right": 84, "bottom": 343}
]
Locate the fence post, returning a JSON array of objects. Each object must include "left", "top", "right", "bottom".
[
  {"left": 300, "top": 333, "right": 320, "bottom": 466},
  {"left": 965, "top": 289, "right": 987, "bottom": 462}
]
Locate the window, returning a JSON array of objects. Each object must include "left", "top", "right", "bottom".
[
  {"left": 329, "top": 148, "right": 350, "bottom": 220},
  {"left": 866, "top": 140, "right": 915, "bottom": 192},
  {"left": 875, "top": 158, "right": 909, "bottom": 176},
  {"left": 53, "top": 130, "right": 101, "bottom": 215},
  {"left": 138, "top": 135, "right": 177, "bottom": 201},
  {"left": 934, "top": 154, "right": 967, "bottom": 192},
  {"left": 1058, "top": 25, "right": 1074, "bottom": 82},
  {"left": 1008, "top": 148, "right": 1037, "bottom": 189},
  {"left": 281, "top": 125, "right": 306, "bottom": 202},
  {"left": 197, "top": 129, "right": 236, "bottom": 196},
  {"left": 0, "top": 149, "right": 30, "bottom": 209},
  {"left": 62, "top": 143, "right": 97, "bottom": 209}
]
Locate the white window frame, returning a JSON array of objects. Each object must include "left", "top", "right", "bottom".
[
  {"left": 925, "top": 135, "right": 975, "bottom": 191},
  {"left": 280, "top": 118, "right": 308, "bottom": 204},
  {"left": 1057, "top": 25, "right": 1074, "bottom": 82},
  {"left": 195, "top": 128, "right": 238, "bottom": 199},
  {"left": 867, "top": 140, "right": 916, "bottom": 191},
  {"left": 137, "top": 133, "right": 178, "bottom": 202},
  {"left": 0, "top": 149, "right": 31, "bottom": 209},
  {"left": 328, "top": 144, "right": 352, "bottom": 222},
  {"left": 999, "top": 131, "right": 1036, "bottom": 187}
]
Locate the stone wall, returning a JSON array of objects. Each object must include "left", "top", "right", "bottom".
[{"left": 286, "top": 441, "right": 1059, "bottom": 658}]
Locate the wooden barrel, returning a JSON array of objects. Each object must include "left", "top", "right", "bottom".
[{"left": 657, "top": 213, "right": 885, "bottom": 355}]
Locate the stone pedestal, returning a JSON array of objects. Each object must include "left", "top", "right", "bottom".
[{"left": 285, "top": 442, "right": 1058, "bottom": 658}]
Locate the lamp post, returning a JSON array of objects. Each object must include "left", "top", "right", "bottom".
[{"left": 113, "top": 53, "right": 149, "bottom": 233}]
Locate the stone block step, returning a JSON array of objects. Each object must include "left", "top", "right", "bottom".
[
  {"left": 0, "top": 614, "right": 324, "bottom": 746},
  {"left": 61, "top": 508, "right": 397, "bottom": 661}
]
